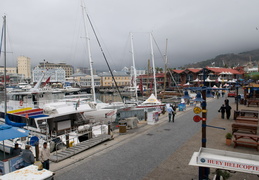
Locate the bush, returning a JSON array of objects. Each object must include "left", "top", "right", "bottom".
[{"left": 225, "top": 133, "right": 232, "bottom": 139}]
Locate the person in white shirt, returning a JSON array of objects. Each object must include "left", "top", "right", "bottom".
[
  {"left": 39, "top": 142, "right": 50, "bottom": 170},
  {"left": 167, "top": 106, "right": 174, "bottom": 122}
]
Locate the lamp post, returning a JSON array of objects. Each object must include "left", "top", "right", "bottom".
[
  {"left": 185, "top": 69, "right": 210, "bottom": 180},
  {"left": 199, "top": 68, "right": 209, "bottom": 180}
]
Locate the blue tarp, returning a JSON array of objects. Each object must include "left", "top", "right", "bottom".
[
  {"left": 5, "top": 115, "right": 26, "bottom": 127},
  {"left": 0, "top": 124, "right": 29, "bottom": 141}
]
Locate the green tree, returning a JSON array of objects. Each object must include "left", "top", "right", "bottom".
[{"left": 251, "top": 74, "right": 259, "bottom": 81}]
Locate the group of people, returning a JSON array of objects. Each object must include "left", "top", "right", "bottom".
[
  {"left": 214, "top": 90, "right": 226, "bottom": 99},
  {"left": 11, "top": 142, "right": 51, "bottom": 170},
  {"left": 218, "top": 98, "right": 232, "bottom": 119},
  {"left": 166, "top": 104, "right": 177, "bottom": 122}
]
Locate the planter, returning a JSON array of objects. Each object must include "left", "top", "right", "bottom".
[{"left": 226, "top": 138, "right": 231, "bottom": 146}]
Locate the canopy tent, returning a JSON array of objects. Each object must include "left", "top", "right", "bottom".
[
  {"left": 142, "top": 93, "right": 161, "bottom": 104},
  {"left": 0, "top": 124, "right": 29, "bottom": 141},
  {"left": 228, "top": 79, "right": 237, "bottom": 83},
  {"left": 205, "top": 76, "right": 214, "bottom": 82},
  {"left": 193, "top": 78, "right": 200, "bottom": 82}
]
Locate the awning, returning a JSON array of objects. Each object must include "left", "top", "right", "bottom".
[
  {"left": 0, "top": 124, "right": 29, "bottom": 141},
  {"left": 189, "top": 148, "right": 259, "bottom": 175}
]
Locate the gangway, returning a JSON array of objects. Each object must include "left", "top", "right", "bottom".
[{"left": 50, "top": 134, "right": 111, "bottom": 162}]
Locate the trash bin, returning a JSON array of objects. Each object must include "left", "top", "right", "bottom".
[{"left": 119, "top": 125, "right": 127, "bottom": 134}]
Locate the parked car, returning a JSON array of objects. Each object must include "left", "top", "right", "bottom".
[{"left": 227, "top": 91, "right": 236, "bottom": 97}]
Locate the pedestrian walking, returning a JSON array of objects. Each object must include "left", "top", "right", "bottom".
[
  {"left": 218, "top": 104, "right": 226, "bottom": 119},
  {"left": 225, "top": 105, "right": 232, "bottom": 120},
  {"left": 171, "top": 104, "right": 177, "bottom": 123},
  {"left": 222, "top": 90, "right": 225, "bottom": 97},
  {"left": 11, "top": 143, "right": 22, "bottom": 157},
  {"left": 167, "top": 106, "right": 173, "bottom": 122},
  {"left": 21, "top": 145, "right": 35, "bottom": 167},
  {"left": 224, "top": 98, "right": 229, "bottom": 106},
  {"left": 216, "top": 91, "right": 220, "bottom": 99},
  {"left": 39, "top": 142, "right": 51, "bottom": 170}
]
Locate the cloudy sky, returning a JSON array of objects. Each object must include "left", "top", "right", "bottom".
[{"left": 1, "top": 0, "right": 259, "bottom": 72}]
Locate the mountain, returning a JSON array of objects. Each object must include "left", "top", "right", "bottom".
[{"left": 183, "top": 49, "right": 259, "bottom": 68}]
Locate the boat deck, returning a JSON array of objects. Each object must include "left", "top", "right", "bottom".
[{"left": 50, "top": 134, "right": 111, "bottom": 162}]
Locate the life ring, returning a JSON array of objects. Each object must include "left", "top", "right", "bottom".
[{"left": 19, "top": 100, "right": 23, "bottom": 106}]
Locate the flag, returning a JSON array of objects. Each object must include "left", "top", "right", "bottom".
[{"left": 43, "top": 76, "right": 51, "bottom": 87}]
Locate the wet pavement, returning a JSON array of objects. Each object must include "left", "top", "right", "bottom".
[{"left": 50, "top": 97, "right": 259, "bottom": 180}]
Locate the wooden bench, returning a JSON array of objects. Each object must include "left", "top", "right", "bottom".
[
  {"left": 233, "top": 132, "right": 259, "bottom": 151},
  {"left": 232, "top": 123, "right": 258, "bottom": 134},
  {"left": 235, "top": 119, "right": 258, "bottom": 125},
  {"left": 247, "top": 99, "right": 259, "bottom": 107},
  {"left": 233, "top": 140, "right": 259, "bottom": 151},
  {"left": 234, "top": 110, "right": 259, "bottom": 120},
  {"left": 235, "top": 117, "right": 259, "bottom": 125}
]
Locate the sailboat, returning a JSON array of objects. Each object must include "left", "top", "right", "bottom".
[
  {"left": 120, "top": 33, "right": 139, "bottom": 100},
  {"left": 135, "top": 33, "right": 165, "bottom": 111},
  {"left": 76, "top": 1, "right": 127, "bottom": 124}
]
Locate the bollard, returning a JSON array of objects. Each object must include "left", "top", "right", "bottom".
[
  {"left": 108, "top": 121, "right": 111, "bottom": 135},
  {"left": 35, "top": 143, "right": 39, "bottom": 161},
  {"left": 66, "top": 134, "right": 69, "bottom": 148}
]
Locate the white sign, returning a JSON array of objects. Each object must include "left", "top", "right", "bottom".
[{"left": 198, "top": 157, "right": 259, "bottom": 173}]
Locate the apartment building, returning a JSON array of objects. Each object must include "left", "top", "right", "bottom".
[
  {"left": 38, "top": 61, "right": 73, "bottom": 78},
  {"left": 98, "top": 71, "right": 131, "bottom": 87},
  {"left": 0, "top": 67, "right": 17, "bottom": 74},
  {"left": 17, "top": 56, "right": 31, "bottom": 78}
]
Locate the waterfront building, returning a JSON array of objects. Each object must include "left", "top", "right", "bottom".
[
  {"left": 69, "top": 72, "right": 101, "bottom": 87},
  {"left": 38, "top": 61, "right": 73, "bottom": 78},
  {"left": 168, "top": 67, "right": 244, "bottom": 87},
  {"left": 0, "top": 67, "right": 17, "bottom": 74},
  {"left": 98, "top": 71, "right": 131, "bottom": 87},
  {"left": 79, "top": 75, "right": 101, "bottom": 87},
  {"left": 137, "top": 73, "right": 165, "bottom": 91},
  {"left": 32, "top": 67, "right": 65, "bottom": 83},
  {"left": 17, "top": 56, "right": 31, "bottom": 79}
]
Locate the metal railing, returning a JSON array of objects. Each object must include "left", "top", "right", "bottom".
[{"left": 52, "top": 124, "right": 109, "bottom": 162}]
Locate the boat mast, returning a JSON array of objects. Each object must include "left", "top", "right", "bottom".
[
  {"left": 81, "top": 1, "right": 96, "bottom": 102},
  {"left": 3, "top": 16, "right": 7, "bottom": 116},
  {"left": 150, "top": 33, "right": 157, "bottom": 97},
  {"left": 162, "top": 39, "right": 168, "bottom": 101},
  {"left": 85, "top": 8, "right": 123, "bottom": 102},
  {"left": 130, "top": 33, "right": 138, "bottom": 101}
]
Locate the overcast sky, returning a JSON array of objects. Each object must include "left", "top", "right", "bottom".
[{"left": 1, "top": 0, "right": 259, "bottom": 72}]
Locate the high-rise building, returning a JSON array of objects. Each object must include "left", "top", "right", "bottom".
[{"left": 17, "top": 56, "right": 31, "bottom": 79}]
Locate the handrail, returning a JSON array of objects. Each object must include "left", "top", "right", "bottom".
[{"left": 52, "top": 124, "right": 108, "bottom": 162}]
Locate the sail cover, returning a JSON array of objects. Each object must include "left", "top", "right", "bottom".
[{"left": 142, "top": 94, "right": 161, "bottom": 104}]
